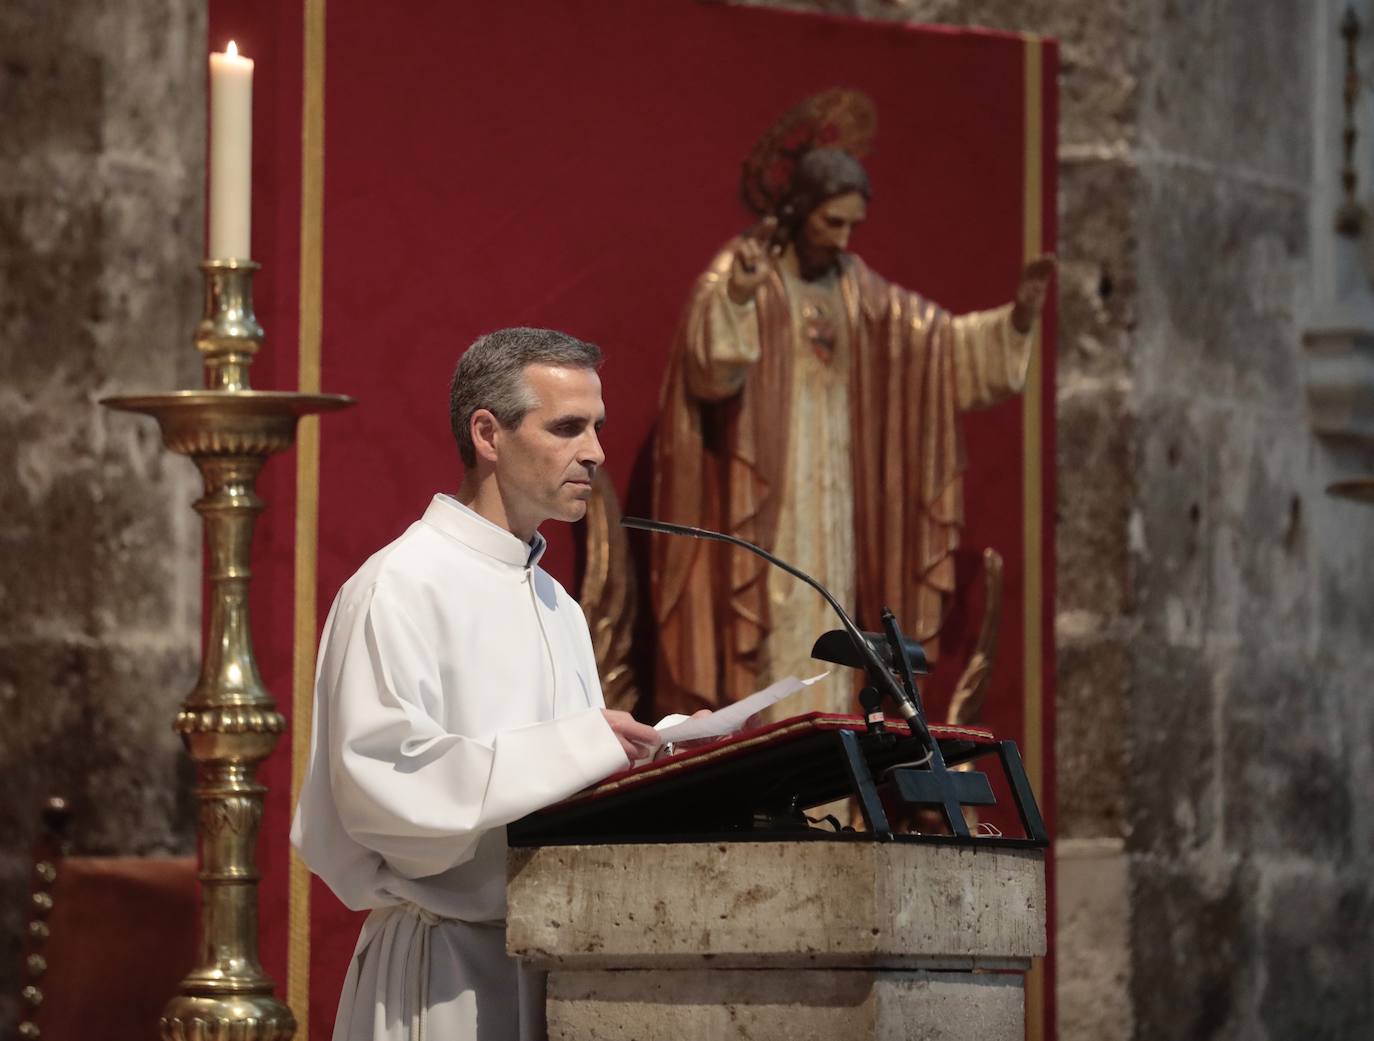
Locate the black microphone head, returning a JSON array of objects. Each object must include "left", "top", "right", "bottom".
[{"left": 810, "top": 629, "right": 929, "bottom": 675}]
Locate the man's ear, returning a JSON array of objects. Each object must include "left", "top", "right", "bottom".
[{"left": 470, "top": 409, "right": 500, "bottom": 464}]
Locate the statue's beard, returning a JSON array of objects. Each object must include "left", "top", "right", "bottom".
[{"left": 796, "top": 243, "right": 841, "bottom": 281}]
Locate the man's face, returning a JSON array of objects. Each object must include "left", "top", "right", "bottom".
[
  {"left": 492, "top": 363, "right": 606, "bottom": 535},
  {"left": 797, "top": 191, "right": 867, "bottom": 277}
]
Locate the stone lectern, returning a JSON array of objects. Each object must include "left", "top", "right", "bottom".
[{"left": 506, "top": 714, "right": 1047, "bottom": 1040}]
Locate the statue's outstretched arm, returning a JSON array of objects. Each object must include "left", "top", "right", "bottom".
[
  {"left": 948, "top": 254, "right": 1055, "bottom": 411},
  {"left": 683, "top": 250, "right": 765, "bottom": 402}
]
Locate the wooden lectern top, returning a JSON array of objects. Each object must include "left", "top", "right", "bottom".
[{"left": 507, "top": 712, "right": 1033, "bottom": 848}]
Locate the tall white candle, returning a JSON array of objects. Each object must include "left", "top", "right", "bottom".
[{"left": 209, "top": 41, "right": 254, "bottom": 260}]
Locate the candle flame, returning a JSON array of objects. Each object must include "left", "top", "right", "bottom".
[{"left": 227, "top": 40, "right": 239, "bottom": 57}]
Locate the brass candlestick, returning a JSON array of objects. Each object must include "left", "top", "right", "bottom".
[{"left": 104, "top": 260, "right": 351, "bottom": 1041}]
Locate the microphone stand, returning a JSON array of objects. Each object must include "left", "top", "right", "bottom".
[
  {"left": 622, "top": 516, "right": 931, "bottom": 751},
  {"left": 622, "top": 516, "right": 1051, "bottom": 844}
]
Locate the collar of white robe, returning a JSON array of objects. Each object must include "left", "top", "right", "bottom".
[{"left": 425, "top": 493, "right": 547, "bottom": 568}]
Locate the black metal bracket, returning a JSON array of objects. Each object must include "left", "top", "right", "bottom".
[
  {"left": 995, "top": 739, "right": 1049, "bottom": 845},
  {"left": 836, "top": 724, "right": 1047, "bottom": 844},
  {"left": 885, "top": 732, "right": 975, "bottom": 838},
  {"left": 837, "top": 729, "right": 892, "bottom": 839},
  {"left": 891, "top": 768, "right": 994, "bottom": 812}
]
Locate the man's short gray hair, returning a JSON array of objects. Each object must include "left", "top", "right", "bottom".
[{"left": 449, "top": 327, "right": 603, "bottom": 467}]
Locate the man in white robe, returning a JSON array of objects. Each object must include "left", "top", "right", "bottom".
[{"left": 291, "top": 327, "right": 663, "bottom": 1041}]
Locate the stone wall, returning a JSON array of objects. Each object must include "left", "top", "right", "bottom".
[
  {"left": 4, "top": 2, "right": 1372, "bottom": 1040},
  {"left": 1128, "top": 3, "right": 1374, "bottom": 1037},
  {"left": 0, "top": 0, "right": 205, "bottom": 1032}
]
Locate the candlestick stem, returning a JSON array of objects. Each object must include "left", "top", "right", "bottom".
[{"left": 103, "top": 259, "right": 351, "bottom": 1041}]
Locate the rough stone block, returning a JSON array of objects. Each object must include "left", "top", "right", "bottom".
[
  {"left": 1260, "top": 870, "right": 1374, "bottom": 1038},
  {"left": 1055, "top": 638, "right": 1129, "bottom": 840},
  {"left": 0, "top": 640, "right": 196, "bottom": 857},
  {"left": 1140, "top": 1, "right": 1311, "bottom": 185},
  {"left": 0, "top": 451, "right": 198, "bottom": 639},
  {"left": 1313, "top": 654, "right": 1374, "bottom": 863},
  {"left": 1056, "top": 381, "right": 1134, "bottom": 623},
  {"left": 1127, "top": 642, "right": 1217, "bottom": 857},
  {"left": 1316, "top": 543, "right": 1374, "bottom": 655},
  {"left": 546, "top": 968, "right": 1025, "bottom": 1041},
  {"left": 1044, "top": 0, "right": 1140, "bottom": 152},
  {"left": 1134, "top": 167, "right": 1305, "bottom": 408},
  {"left": 0, "top": 8, "right": 103, "bottom": 160},
  {"left": 1220, "top": 646, "right": 1352, "bottom": 860},
  {"left": 1205, "top": 411, "right": 1314, "bottom": 648},
  {"left": 1132, "top": 396, "right": 1213, "bottom": 647},
  {"left": 508, "top": 842, "right": 1044, "bottom": 970},
  {"left": 1129, "top": 856, "right": 1258, "bottom": 1041},
  {"left": 1057, "top": 157, "right": 1139, "bottom": 382},
  {"left": 97, "top": 0, "right": 207, "bottom": 174},
  {"left": 1054, "top": 839, "right": 1131, "bottom": 1041},
  {"left": 0, "top": 192, "right": 105, "bottom": 390}
]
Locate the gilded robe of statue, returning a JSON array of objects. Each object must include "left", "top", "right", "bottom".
[{"left": 651, "top": 239, "right": 1032, "bottom": 718}]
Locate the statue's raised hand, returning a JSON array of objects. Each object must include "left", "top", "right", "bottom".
[
  {"left": 727, "top": 217, "right": 780, "bottom": 305},
  {"left": 1011, "top": 253, "right": 1056, "bottom": 334}
]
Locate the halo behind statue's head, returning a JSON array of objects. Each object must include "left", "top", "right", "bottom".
[{"left": 740, "top": 88, "right": 878, "bottom": 218}]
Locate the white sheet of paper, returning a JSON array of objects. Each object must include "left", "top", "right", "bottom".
[{"left": 654, "top": 672, "right": 830, "bottom": 744}]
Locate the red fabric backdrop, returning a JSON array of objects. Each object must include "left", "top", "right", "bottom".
[{"left": 206, "top": 2, "right": 1056, "bottom": 1038}]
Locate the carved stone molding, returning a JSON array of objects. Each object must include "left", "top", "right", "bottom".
[{"left": 1307, "top": 2, "right": 1374, "bottom": 446}]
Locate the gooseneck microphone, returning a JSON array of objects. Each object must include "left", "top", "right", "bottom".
[{"left": 621, "top": 516, "right": 927, "bottom": 739}]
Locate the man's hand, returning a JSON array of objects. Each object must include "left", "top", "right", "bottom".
[
  {"left": 601, "top": 709, "right": 662, "bottom": 761},
  {"left": 1011, "top": 253, "right": 1056, "bottom": 334},
  {"left": 727, "top": 217, "right": 780, "bottom": 305},
  {"left": 653, "top": 708, "right": 715, "bottom": 760}
]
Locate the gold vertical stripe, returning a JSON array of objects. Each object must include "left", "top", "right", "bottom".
[
  {"left": 1021, "top": 33, "right": 1045, "bottom": 1041},
  {"left": 288, "top": 0, "right": 327, "bottom": 1033}
]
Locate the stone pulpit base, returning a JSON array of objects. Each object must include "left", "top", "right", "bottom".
[{"left": 507, "top": 840, "right": 1045, "bottom": 1040}]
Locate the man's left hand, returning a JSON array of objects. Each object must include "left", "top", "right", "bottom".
[
  {"left": 1011, "top": 253, "right": 1056, "bottom": 334},
  {"left": 602, "top": 709, "right": 663, "bottom": 761},
  {"left": 652, "top": 709, "right": 715, "bottom": 760}
]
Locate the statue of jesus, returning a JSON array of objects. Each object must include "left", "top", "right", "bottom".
[{"left": 650, "top": 90, "right": 1054, "bottom": 719}]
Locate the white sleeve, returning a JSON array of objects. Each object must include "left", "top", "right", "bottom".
[{"left": 321, "top": 585, "right": 628, "bottom": 879}]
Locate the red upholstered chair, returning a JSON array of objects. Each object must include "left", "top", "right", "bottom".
[{"left": 14, "top": 797, "right": 197, "bottom": 1041}]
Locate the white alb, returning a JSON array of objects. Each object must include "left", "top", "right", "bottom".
[{"left": 291, "top": 494, "right": 628, "bottom": 1041}]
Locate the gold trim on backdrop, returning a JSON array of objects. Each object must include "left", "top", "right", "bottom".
[
  {"left": 1020, "top": 32, "right": 1045, "bottom": 1041},
  {"left": 288, "top": 0, "right": 328, "bottom": 1032}
]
